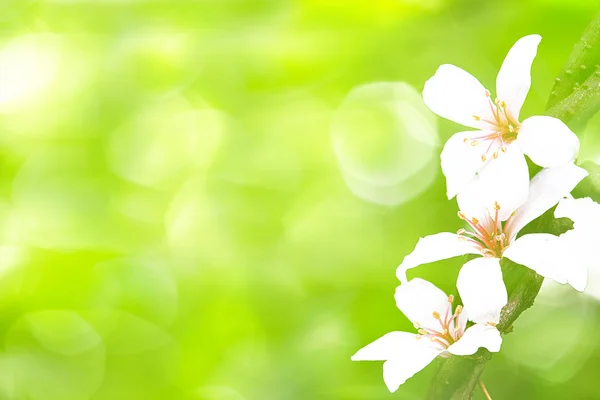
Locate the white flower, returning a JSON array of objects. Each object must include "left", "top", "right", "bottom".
[
  {"left": 396, "top": 163, "right": 588, "bottom": 291},
  {"left": 351, "top": 270, "right": 506, "bottom": 392},
  {"left": 424, "top": 34, "right": 580, "bottom": 203}
]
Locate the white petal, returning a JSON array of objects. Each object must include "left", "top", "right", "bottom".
[
  {"left": 423, "top": 64, "right": 495, "bottom": 129},
  {"left": 555, "top": 196, "right": 600, "bottom": 291},
  {"left": 559, "top": 232, "right": 588, "bottom": 292},
  {"left": 396, "top": 233, "right": 482, "bottom": 283},
  {"left": 503, "top": 233, "right": 571, "bottom": 286},
  {"left": 553, "top": 197, "right": 600, "bottom": 292},
  {"left": 457, "top": 257, "right": 507, "bottom": 325},
  {"left": 568, "top": 263, "right": 588, "bottom": 292},
  {"left": 395, "top": 279, "right": 450, "bottom": 330},
  {"left": 351, "top": 331, "right": 421, "bottom": 361},
  {"left": 447, "top": 324, "right": 502, "bottom": 356},
  {"left": 441, "top": 131, "right": 491, "bottom": 199},
  {"left": 351, "top": 331, "right": 442, "bottom": 392},
  {"left": 568, "top": 265, "right": 587, "bottom": 292},
  {"left": 457, "top": 175, "right": 489, "bottom": 223},
  {"left": 555, "top": 196, "right": 600, "bottom": 228},
  {"left": 382, "top": 346, "right": 441, "bottom": 392},
  {"left": 518, "top": 116, "right": 580, "bottom": 168},
  {"left": 456, "top": 308, "right": 468, "bottom": 334},
  {"left": 496, "top": 34, "right": 541, "bottom": 120},
  {"left": 477, "top": 144, "right": 529, "bottom": 221},
  {"left": 505, "top": 163, "right": 588, "bottom": 240}
]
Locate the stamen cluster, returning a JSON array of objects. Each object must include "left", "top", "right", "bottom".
[
  {"left": 415, "top": 295, "right": 464, "bottom": 351},
  {"left": 457, "top": 202, "right": 509, "bottom": 258},
  {"left": 468, "top": 91, "right": 520, "bottom": 162}
]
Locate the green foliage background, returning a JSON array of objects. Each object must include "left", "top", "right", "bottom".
[{"left": 0, "top": 0, "right": 599, "bottom": 399}]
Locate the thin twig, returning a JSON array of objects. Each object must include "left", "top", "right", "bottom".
[{"left": 478, "top": 380, "right": 492, "bottom": 400}]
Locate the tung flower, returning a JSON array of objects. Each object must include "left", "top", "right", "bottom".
[
  {"left": 396, "top": 163, "right": 588, "bottom": 291},
  {"left": 424, "top": 35, "right": 580, "bottom": 204},
  {"left": 351, "top": 270, "right": 506, "bottom": 392}
]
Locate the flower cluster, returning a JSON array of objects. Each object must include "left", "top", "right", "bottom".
[{"left": 352, "top": 34, "right": 600, "bottom": 393}]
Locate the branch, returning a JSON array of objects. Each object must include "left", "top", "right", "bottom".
[
  {"left": 426, "top": 12, "right": 600, "bottom": 399},
  {"left": 548, "top": 11, "right": 600, "bottom": 109},
  {"left": 547, "top": 65, "right": 600, "bottom": 129}
]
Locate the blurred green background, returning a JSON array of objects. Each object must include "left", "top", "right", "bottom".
[{"left": 0, "top": 0, "right": 600, "bottom": 399}]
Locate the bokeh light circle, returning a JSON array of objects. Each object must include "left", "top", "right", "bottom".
[{"left": 331, "top": 82, "right": 439, "bottom": 206}]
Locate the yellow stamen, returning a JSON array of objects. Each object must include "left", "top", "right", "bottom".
[
  {"left": 481, "top": 154, "right": 487, "bottom": 162},
  {"left": 448, "top": 295, "right": 454, "bottom": 303},
  {"left": 432, "top": 311, "right": 441, "bottom": 320}
]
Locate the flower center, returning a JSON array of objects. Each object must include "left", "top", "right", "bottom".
[
  {"left": 469, "top": 91, "right": 520, "bottom": 162},
  {"left": 456, "top": 202, "right": 511, "bottom": 258},
  {"left": 414, "top": 295, "right": 463, "bottom": 350}
]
